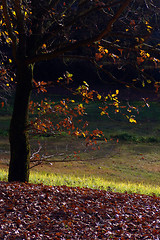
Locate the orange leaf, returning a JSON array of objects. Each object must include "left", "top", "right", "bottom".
[
  {"left": 118, "top": 49, "right": 123, "bottom": 55},
  {"left": 95, "top": 53, "right": 103, "bottom": 61}
]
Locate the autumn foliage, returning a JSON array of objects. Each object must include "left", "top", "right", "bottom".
[
  {"left": 0, "top": 0, "right": 160, "bottom": 183},
  {"left": 0, "top": 182, "right": 160, "bottom": 239}
]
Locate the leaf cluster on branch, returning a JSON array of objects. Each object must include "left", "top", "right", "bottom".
[
  {"left": 0, "top": 0, "right": 160, "bottom": 178},
  {"left": 0, "top": 0, "right": 160, "bottom": 92}
]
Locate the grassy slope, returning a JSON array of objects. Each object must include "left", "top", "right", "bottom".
[
  {"left": 0, "top": 136, "right": 160, "bottom": 196},
  {"left": 0, "top": 97, "right": 160, "bottom": 195}
]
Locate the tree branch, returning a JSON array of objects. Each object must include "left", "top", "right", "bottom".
[
  {"left": 2, "top": 0, "right": 17, "bottom": 59},
  {"left": 13, "top": 0, "right": 26, "bottom": 56},
  {"left": 142, "top": 43, "right": 160, "bottom": 57},
  {"left": 36, "top": 0, "right": 123, "bottom": 51},
  {"left": 26, "top": 0, "right": 131, "bottom": 64},
  {"left": 95, "top": 0, "right": 131, "bottom": 40}
]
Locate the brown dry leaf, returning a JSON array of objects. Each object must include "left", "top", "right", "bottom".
[{"left": 0, "top": 182, "right": 160, "bottom": 239}]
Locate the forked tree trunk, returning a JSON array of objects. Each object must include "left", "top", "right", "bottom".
[{"left": 8, "top": 63, "right": 33, "bottom": 182}]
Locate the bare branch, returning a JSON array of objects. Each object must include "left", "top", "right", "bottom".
[
  {"left": 13, "top": 0, "right": 26, "bottom": 56},
  {"left": 142, "top": 43, "right": 160, "bottom": 57},
  {"left": 26, "top": 0, "right": 131, "bottom": 64},
  {"left": 95, "top": 0, "right": 131, "bottom": 40},
  {"left": 30, "top": 145, "right": 42, "bottom": 161},
  {"left": 38, "top": 0, "right": 123, "bottom": 48}
]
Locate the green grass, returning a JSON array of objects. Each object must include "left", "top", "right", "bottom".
[
  {"left": 0, "top": 168, "right": 160, "bottom": 196},
  {"left": 0, "top": 116, "right": 11, "bottom": 136},
  {"left": 82, "top": 100, "right": 160, "bottom": 142},
  {"left": 1, "top": 97, "right": 160, "bottom": 142},
  {"left": 28, "top": 139, "right": 160, "bottom": 186},
  {"left": 1, "top": 137, "right": 160, "bottom": 191},
  {"left": 1, "top": 97, "right": 160, "bottom": 197}
]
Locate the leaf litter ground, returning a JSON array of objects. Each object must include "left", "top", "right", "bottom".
[{"left": 0, "top": 182, "right": 160, "bottom": 239}]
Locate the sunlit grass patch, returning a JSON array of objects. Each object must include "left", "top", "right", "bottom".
[
  {"left": 0, "top": 169, "right": 159, "bottom": 197},
  {"left": 0, "top": 169, "right": 8, "bottom": 181},
  {"left": 29, "top": 172, "right": 160, "bottom": 196}
]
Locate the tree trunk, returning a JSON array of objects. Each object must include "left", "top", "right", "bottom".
[{"left": 8, "top": 63, "right": 33, "bottom": 182}]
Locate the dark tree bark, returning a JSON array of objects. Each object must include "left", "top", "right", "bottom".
[{"left": 8, "top": 63, "right": 33, "bottom": 182}]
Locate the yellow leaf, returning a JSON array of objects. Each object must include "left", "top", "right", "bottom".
[
  {"left": 147, "top": 29, "right": 151, "bottom": 33},
  {"left": 116, "top": 89, "right": 119, "bottom": 95},
  {"left": 66, "top": 72, "right": 73, "bottom": 78},
  {"left": 70, "top": 100, "right": 75, "bottom": 103},
  {"left": 97, "top": 94, "right": 101, "bottom": 100},
  {"left": 79, "top": 104, "right": 83, "bottom": 108},
  {"left": 129, "top": 118, "right": 137, "bottom": 123},
  {"left": 98, "top": 46, "right": 104, "bottom": 52},
  {"left": 142, "top": 81, "right": 145, "bottom": 87},
  {"left": 6, "top": 38, "right": 12, "bottom": 43},
  {"left": 42, "top": 43, "right": 46, "bottom": 48},
  {"left": 83, "top": 81, "right": 89, "bottom": 87},
  {"left": 9, "top": 59, "right": 12, "bottom": 63},
  {"left": 100, "top": 111, "right": 105, "bottom": 116},
  {"left": 14, "top": 31, "right": 19, "bottom": 34},
  {"left": 114, "top": 102, "right": 119, "bottom": 107},
  {"left": 140, "top": 50, "right": 144, "bottom": 56},
  {"left": 82, "top": 132, "right": 86, "bottom": 137}
]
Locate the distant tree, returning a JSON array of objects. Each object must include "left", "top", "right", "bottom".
[{"left": 0, "top": 0, "right": 160, "bottom": 182}]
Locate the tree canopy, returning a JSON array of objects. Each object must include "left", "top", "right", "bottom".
[{"left": 0, "top": 0, "right": 160, "bottom": 182}]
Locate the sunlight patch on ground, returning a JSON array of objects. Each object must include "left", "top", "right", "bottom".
[{"left": 0, "top": 169, "right": 160, "bottom": 196}]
